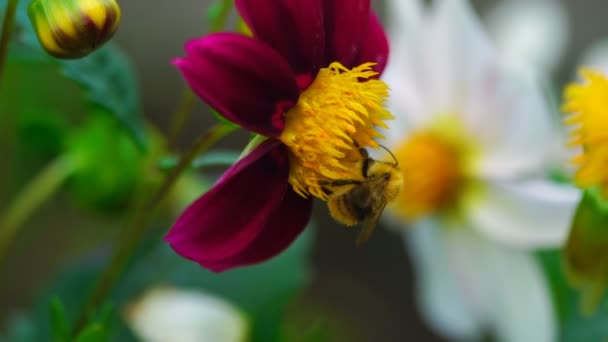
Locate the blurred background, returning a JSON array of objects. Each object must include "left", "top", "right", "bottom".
[{"left": 1, "top": 0, "right": 607, "bottom": 341}]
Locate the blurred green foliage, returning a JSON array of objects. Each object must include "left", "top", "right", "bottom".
[
  {"left": 1, "top": 0, "right": 147, "bottom": 148},
  {"left": 2, "top": 228, "right": 318, "bottom": 342},
  {"left": 538, "top": 250, "right": 608, "bottom": 342},
  {"left": 66, "top": 112, "right": 144, "bottom": 213},
  {"left": 562, "top": 189, "right": 608, "bottom": 314}
]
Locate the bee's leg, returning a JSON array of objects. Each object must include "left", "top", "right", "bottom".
[
  {"left": 319, "top": 179, "right": 362, "bottom": 195},
  {"left": 353, "top": 140, "right": 372, "bottom": 177},
  {"left": 328, "top": 179, "right": 362, "bottom": 186},
  {"left": 352, "top": 140, "right": 369, "bottom": 158}
]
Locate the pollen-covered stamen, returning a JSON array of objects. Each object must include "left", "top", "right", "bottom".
[
  {"left": 563, "top": 68, "right": 608, "bottom": 194},
  {"left": 279, "top": 62, "right": 393, "bottom": 200},
  {"left": 394, "top": 132, "right": 462, "bottom": 219}
]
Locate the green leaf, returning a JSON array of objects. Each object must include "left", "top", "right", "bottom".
[
  {"left": 6, "top": 225, "right": 314, "bottom": 341},
  {"left": 3, "top": 1, "right": 147, "bottom": 148},
  {"left": 537, "top": 251, "right": 608, "bottom": 342},
  {"left": 0, "top": 57, "right": 84, "bottom": 180},
  {"left": 158, "top": 149, "right": 241, "bottom": 170},
  {"left": 562, "top": 189, "right": 608, "bottom": 313},
  {"left": 117, "top": 228, "right": 315, "bottom": 342},
  {"left": 59, "top": 45, "right": 147, "bottom": 148},
  {"left": 74, "top": 323, "right": 106, "bottom": 342},
  {"left": 49, "top": 297, "right": 71, "bottom": 342}
]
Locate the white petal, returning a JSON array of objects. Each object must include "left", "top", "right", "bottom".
[
  {"left": 467, "top": 63, "right": 559, "bottom": 179},
  {"left": 484, "top": 243, "right": 556, "bottom": 342},
  {"left": 383, "top": 0, "right": 428, "bottom": 145},
  {"left": 423, "top": 0, "right": 495, "bottom": 115},
  {"left": 579, "top": 37, "right": 608, "bottom": 75},
  {"left": 485, "top": 0, "right": 569, "bottom": 74},
  {"left": 467, "top": 178, "right": 581, "bottom": 248},
  {"left": 406, "top": 222, "right": 557, "bottom": 342},
  {"left": 125, "top": 287, "right": 248, "bottom": 342},
  {"left": 405, "top": 219, "right": 485, "bottom": 340},
  {"left": 382, "top": 42, "right": 426, "bottom": 147},
  {"left": 386, "top": 0, "right": 424, "bottom": 38}
]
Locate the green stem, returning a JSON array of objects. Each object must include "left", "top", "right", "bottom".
[
  {"left": 0, "top": 155, "right": 75, "bottom": 265},
  {"left": 0, "top": 0, "right": 19, "bottom": 90},
  {"left": 208, "top": 0, "right": 233, "bottom": 33},
  {"left": 166, "top": 0, "right": 233, "bottom": 150},
  {"left": 73, "top": 123, "right": 236, "bottom": 335},
  {"left": 73, "top": 0, "right": 237, "bottom": 332},
  {"left": 167, "top": 89, "right": 196, "bottom": 150}
]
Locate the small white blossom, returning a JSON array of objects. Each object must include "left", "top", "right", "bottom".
[{"left": 125, "top": 287, "right": 248, "bottom": 342}]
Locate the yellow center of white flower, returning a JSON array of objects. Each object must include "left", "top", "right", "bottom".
[
  {"left": 563, "top": 68, "right": 608, "bottom": 195},
  {"left": 279, "top": 62, "right": 393, "bottom": 199},
  {"left": 391, "top": 117, "right": 476, "bottom": 220}
]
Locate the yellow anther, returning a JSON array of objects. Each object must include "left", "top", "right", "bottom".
[{"left": 279, "top": 62, "right": 392, "bottom": 200}]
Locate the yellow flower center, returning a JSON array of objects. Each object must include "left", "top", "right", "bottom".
[
  {"left": 279, "top": 62, "right": 393, "bottom": 199},
  {"left": 392, "top": 132, "right": 463, "bottom": 220},
  {"left": 563, "top": 68, "right": 608, "bottom": 194}
]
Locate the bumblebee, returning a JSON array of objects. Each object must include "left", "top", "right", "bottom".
[{"left": 325, "top": 146, "right": 403, "bottom": 245}]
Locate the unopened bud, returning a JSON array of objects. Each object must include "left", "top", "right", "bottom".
[{"left": 28, "top": 0, "right": 121, "bottom": 59}]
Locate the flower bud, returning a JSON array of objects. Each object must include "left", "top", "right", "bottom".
[
  {"left": 563, "top": 189, "right": 608, "bottom": 314},
  {"left": 67, "top": 112, "right": 143, "bottom": 213},
  {"left": 28, "top": 0, "right": 121, "bottom": 59}
]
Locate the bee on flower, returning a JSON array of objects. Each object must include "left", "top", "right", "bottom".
[
  {"left": 381, "top": 0, "right": 579, "bottom": 341},
  {"left": 166, "top": 0, "right": 398, "bottom": 272}
]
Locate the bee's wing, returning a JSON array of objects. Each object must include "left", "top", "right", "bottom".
[{"left": 355, "top": 201, "right": 387, "bottom": 246}]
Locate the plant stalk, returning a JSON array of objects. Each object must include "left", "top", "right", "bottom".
[
  {"left": 73, "top": 123, "right": 235, "bottom": 334},
  {"left": 0, "top": 0, "right": 20, "bottom": 89},
  {"left": 0, "top": 155, "right": 75, "bottom": 265}
]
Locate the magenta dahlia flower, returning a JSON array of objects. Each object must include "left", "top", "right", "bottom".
[{"left": 166, "top": 0, "right": 392, "bottom": 272}]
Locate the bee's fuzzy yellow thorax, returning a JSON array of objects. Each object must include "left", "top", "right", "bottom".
[
  {"left": 279, "top": 62, "right": 393, "bottom": 200},
  {"left": 394, "top": 132, "right": 464, "bottom": 220},
  {"left": 563, "top": 68, "right": 608, "bottom": 194}
]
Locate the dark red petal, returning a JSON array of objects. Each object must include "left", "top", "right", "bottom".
[
  {"left": 323, "top": 0, "right": 371, "bottom": 68},
  {"left": 354, "top": 12, "right": 389, "bottom": 75},
  {"left": 236, "top": 0, "right": 325, "bottom": 75},
  {"left": 205, "top": 188, "right": 313, "bottom": 271},
  {"left": 165, "top": 140, "right": 299, "bottom": 270},
  {"left": 173, "top": 33, "right": 300, "bottom": 137}
]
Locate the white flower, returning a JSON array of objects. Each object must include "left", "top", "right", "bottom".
[
  {"left": 382, "top": 0, "right": 580, "bottom": 341},
  {"left": 125, "top": 287, "right": 248, "bottom": 342}
]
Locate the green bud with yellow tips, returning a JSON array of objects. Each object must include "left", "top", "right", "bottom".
[{"left": 28, "top": 0, "right": 121, "bottom": 59}]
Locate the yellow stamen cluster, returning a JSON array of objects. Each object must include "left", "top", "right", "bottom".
[
  {"left": 279, "top": 62, "right": 393, "bottom": 199},
  {"left": 563, "top": 69, "right": 608, "bottom": 194},
  {"left": 393, "top": 132, "right": 462, "bottom": 219}
]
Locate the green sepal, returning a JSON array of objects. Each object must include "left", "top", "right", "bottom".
[{"left": 563, "top": 188, "right": 608, "bottom": 314}]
